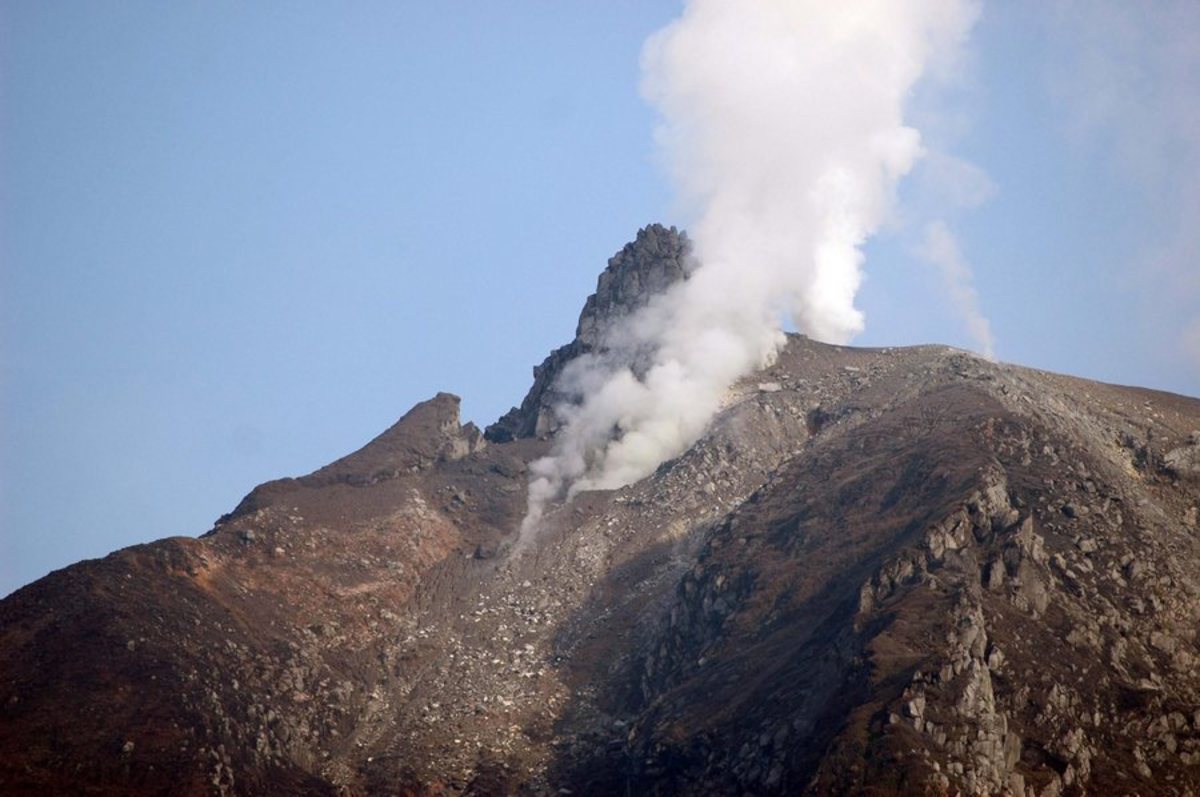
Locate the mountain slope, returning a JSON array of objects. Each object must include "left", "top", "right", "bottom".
[{"left": 2, "top": 226, "right": 1199, "bottom": 796}]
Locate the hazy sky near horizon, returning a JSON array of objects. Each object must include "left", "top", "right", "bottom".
[{"left": 3, "top": 1, "right": 1198, "bottom": 596}]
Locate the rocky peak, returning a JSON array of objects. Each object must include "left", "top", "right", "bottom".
[
  {"left": 305, "top": 392, "right": 485, "bottom": 484},
  {"left": 225, "top": 392, "right": 486, "bottom": 520},
  {"left": 485, "top": 223, "right": 691, "bottom": 442},
  {"left": 575, "top": 223, "right": 691, "bottom": 349}
]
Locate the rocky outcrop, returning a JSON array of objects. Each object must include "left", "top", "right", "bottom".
[
  {"left": 484, "top": 223, "right": 690, "bottom": 442},
  {"left": 225, "top": 392, "right": 487, "bottom": 521},
  {"left": 2, "top": 226, "right": 1199, "bottom": 796},
  {"left": 559, "top": 356, "right": 1200, "bottom": 796},
  {"left": 573, "top": 222, "right": 691, "bottom": 350},
  {"left": 1165, "top": 431, "right": 1200, "bottom": 483}
]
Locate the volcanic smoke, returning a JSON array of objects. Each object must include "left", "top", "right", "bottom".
[{"left": 520, "top": 0, "right": 981, "bottom": 543}]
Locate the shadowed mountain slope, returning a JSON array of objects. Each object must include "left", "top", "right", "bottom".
[{"left": 3, "top": 226, "right": 1200, "bottom": 796}]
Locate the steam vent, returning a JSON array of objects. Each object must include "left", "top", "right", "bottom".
[{"left": 4, "top": 225, "right": 1200, "bottom": 795}]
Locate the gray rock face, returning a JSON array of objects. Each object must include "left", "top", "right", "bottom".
[
  {"left": 574, "top": 223, "right": 691, "bottom": 350},
  {"left": 1165, "top": 432, "right": 1200, "bottom": 482},
  {"left": 484, "top": 223, "right": 690, "bottom": 442}
]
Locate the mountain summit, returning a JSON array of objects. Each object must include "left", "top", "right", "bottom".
[
  {"left": 3, "top": 227, "right": 1200, "bottom": 795},
  {"left": 485, "top": 223, "right": 691, "bottom": 443}
]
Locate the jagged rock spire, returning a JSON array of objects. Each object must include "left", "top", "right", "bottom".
[{"left": 485, "top": 223, "right": 691, "bottom": 442}]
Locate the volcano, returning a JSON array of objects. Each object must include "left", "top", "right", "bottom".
[{"left": 3, "top": 225, "right": 1200, "bottom": 795}]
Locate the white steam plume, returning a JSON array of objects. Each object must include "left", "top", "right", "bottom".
[
  {"left": 520, "top": 0, "right": 980, "bottom": 542},
  {"left": 919, "top": 220, "right": 995, "bottom": 359}
]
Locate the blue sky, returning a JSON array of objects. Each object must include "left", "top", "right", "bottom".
[{"left": 3, "top": 1, "right": 1198, "bottom": 596}]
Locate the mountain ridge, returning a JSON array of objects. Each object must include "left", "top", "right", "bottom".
[{"left": 2, "top": 227, "right": 1200, "bottom": 795}]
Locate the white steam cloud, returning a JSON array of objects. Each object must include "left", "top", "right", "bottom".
[
  {"left": 521, "top": 0, "right": 980, "bottom": 542},
  {"left": 919, "top": 220, "right": 995, "bottom": 359}
]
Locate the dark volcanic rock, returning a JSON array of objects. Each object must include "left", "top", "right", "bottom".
[
  {"left": 573, "top": 222, "right": 691, "bottom": 350},
  {"left": 484, "top": 222, "right": 690, "bottom": 442},
  {"left": 3, "top": 226, "right": 1200, "bottom": 796}
]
